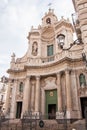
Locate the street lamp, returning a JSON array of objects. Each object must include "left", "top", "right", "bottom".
[
  {"left": 57, "top": 34, "right": 87, "bottom": 67},
  {"left": 57, "top": 34, "right": 83, "bottom": 50},
  {"left": 57, "top": 34, "right": 65, "bottom": 49}
]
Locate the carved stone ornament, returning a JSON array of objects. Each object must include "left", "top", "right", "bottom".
[
  {"left": 78, "top": 87, "right": 87, "bottom": 96},
  {"left": 16, "top": 92, "right": 23, "bottom": 100},
  {"left": 49, "top": 91, "right": 54, "bottom": 96},
  {"left": 32, "top": 42, "right": 38, "bottom": 56},
  {"left": 56, "top": 112, "right": 64, "bottom": 119},
  {"left": 44, "top": 77, "right": 57, "bottom": 90}
]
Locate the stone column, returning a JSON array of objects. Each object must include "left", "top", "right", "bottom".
[
  {"left": 57, "top": 72, "right": 62, "bottom": 112},
  {"left": 10, "top": 80, "right": 17, "bottom": 118},
  {"left": 31, "top": 81, "right": 35, "bottom": 111},
  {"left": 22, "top": 76, "right": 31, "bottom": 114},
  {"left": 65, "top": 69, "right": 72, "bottom": 111},
  {"left": 35, "top": 76, "right": 40, "bottom": 112}
]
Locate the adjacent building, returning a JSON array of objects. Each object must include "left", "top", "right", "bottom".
[
  {"left": 0, "top": 76, "right": 8, "bottom": 113},
  {"left": 6, "top": 0, "right": 87, "bottom": 120}
]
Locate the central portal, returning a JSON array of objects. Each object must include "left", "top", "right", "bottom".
[
  {"left": 80, "top": 97, "right": 87, "bottom": 118},
  {"left": 45, "top": 89, "right": 57, "bottom": 119},
  {"left": 48, "top": 104, "right": 56, "bottom": 119}
]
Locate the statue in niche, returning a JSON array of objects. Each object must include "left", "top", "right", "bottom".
[{"left": 32, "top": 42, "right": 38, "bottom": 56}]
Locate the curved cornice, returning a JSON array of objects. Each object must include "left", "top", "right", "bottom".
[
  {"left": 7, "top": 56, "right": 83, "bottom": 76},
  {"left": 24, "top": 57, "right": 82, "bottom": 69}
]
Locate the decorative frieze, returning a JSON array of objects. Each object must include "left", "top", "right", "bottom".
[
  {"left": 16, "top": 92, "right": 23, "bottom": 100},
  {"left": 78, "top": 87, "right": 87, "bottom": 96}
]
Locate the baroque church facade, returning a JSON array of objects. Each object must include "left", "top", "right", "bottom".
[{"left": 6, "top": 0, "right": 87, "bottom": 120}]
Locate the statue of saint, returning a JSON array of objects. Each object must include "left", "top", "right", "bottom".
[{"left": 32, "top": 42, "right": 38, "bottom": 56}]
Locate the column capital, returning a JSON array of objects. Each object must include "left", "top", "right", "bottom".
[
  {"left": 70, "top": 70, "right": 75, "bottom": 75},
  {"left": 56, "top": 71, "right": 62, "bottom": 77},
  {"left": 14, "top": 80, "right": 18, "bottom": 85},
  {"left": 36, "top": 75, "right": 40, "bottom": 80},
  {"left": 31, "top": 81, "right": 35, "bottom": 86},
  {"left": 56, "top": 72, "right": 60, "bottom": 75},
  {"left": 26, "top": 75, "right": 31, "bottom": 80},
  {"left": 65, "top": 69, "right": 71, "bottom": 74}
]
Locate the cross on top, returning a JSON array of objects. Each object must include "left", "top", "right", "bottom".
[{"left": 48, "top": 3, "right": 52, "bottom": 9}]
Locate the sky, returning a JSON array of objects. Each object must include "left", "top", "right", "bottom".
[{"left": 0, "top": 0, "right": 75, "bottom": 78}]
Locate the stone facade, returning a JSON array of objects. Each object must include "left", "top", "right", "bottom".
[{"left": 7, "top": 6, "right": 87, "bottom": 120}]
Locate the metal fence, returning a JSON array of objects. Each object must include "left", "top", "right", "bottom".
[{"left": 0, "top": 111, "right": 82, "bottom": 130}]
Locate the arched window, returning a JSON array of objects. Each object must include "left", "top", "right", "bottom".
[
  {"left": 79, "top": 73, "right": 86, "bottom": 87},
  {"left": 19, "top": 82, "right": 23, "bottom": 92}
]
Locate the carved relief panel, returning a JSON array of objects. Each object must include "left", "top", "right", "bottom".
[{"left": 44, "top": 77, "right": 57, "bottom": 90}]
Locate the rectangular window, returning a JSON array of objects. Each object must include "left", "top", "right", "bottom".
[
  {"left": 47, "top": 45, "right": 54, "bottom": 61},
  {"left": 47, "top": 45, "right": 53, "bottom": 56}
]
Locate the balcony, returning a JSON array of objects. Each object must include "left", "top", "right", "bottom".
[
  {"left": 8, "top": 47, "right": 83, "bottom": 73},
  {"left": 42, "top": 55, "right": 54, "bottom": 63},
  {"left": 27, "top": 48, "right": 82, "bottom": 65}
]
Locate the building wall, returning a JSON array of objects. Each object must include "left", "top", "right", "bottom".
[{"left": 72, "top": 0, "right": 87, "bottom": 51}]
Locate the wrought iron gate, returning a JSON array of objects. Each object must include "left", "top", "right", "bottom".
[{"left": 21, "top": 111, "right": 37, "bottom": 130}]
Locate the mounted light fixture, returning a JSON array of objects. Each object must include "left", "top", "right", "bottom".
[
  {"left": 57, "top": 34, "right": 87, "bottom": 67},
  {"left": 57, "top": 34, "right": 65, "bottom": 49},
  {"left": 57, "top": 34, "right": 83, "bottom": 50}
]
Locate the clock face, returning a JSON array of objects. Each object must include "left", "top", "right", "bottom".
[{"left": 46, "top": 18, "right": 51, "bottom": 24}]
